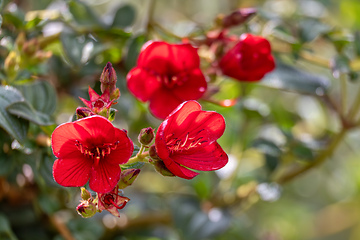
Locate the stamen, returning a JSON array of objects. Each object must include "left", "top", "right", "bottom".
[{"left": 75, "top": 141, "right": 120, "bottom": 160}]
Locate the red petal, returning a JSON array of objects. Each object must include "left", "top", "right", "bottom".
[
  {"left": 73, "top": 115, "right": 116, "bottom": 146},
  {"left": 162, "top": 157, "right": 199, "bottom": 179},
  {"left": 137, "top": 41, "right": 200, "bottom": 75},
  {"left": 88, "top": 86, "right": 100, "bottom": 102},
  {"left": 149, "top": 89, "right": 183, "bottom": 119},
  {"left": 171, "top": 69, "right": 207, "bottom": 100},
  {"left": 171, "top": 142, "right": 228, "bottom": 171},
  {"left": 105, "top": 128, "right": 134, "bottom": 165},
  {"left": 53, "top": 152, "right": 92, "bottom": 188},
  {"left": 167, "top": 43, "right": 200, "bottom": 73},
  {"left": 126, "top": 67, "right": 162, "bottom": 102},
  {"left": 89, "top": 161, "right": 121, "bottom": 193},
  {"left": 163, "top": 100, "right": 201, "bottom": 127},
  {"left": 164, "top": 106, "right": 226, "bottom": 143},
  {"left": 79, "top": 97, "right": 93, "bottom": 109},
  {"left": 155, "top": 123, "right": 170, "bottom": 160},
  {"left": 51, "top": 121, "right": 91, "bottom": 158}
]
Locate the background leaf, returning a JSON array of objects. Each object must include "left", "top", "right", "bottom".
[
  {"left": 261, "top": 61, "right": 330, "bottom": 95},
  {"left": 112, "top": 4, "right": 136, "bottom": 29},
  {"left": 68, "top": 0, "right": 103, "bottom": 27},
  {"left": 0, "top": 86, "right": 28, "bottom": 143},
  {"left": 15, "top": 81, "right": 57, "bottom": 115},
  {"left": 7, "top": 101, "right": 53, "bottom": 125}
]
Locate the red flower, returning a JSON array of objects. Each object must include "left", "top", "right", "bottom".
[
  {"left": 155, "top": 101, "right": 228, "bottom": 179},
  {"left": 219, "top": 33, "right": 275, "bottom": 81},
  {"left": 126, "top": 41, "right": 207, "bottom": 119},
  {"left": 79, "top": 86, "right": 114, "bottom": 114},
  {"left": 98, "top": 187, "right": 130, "bottom": 217},
  {"left": 51, "top": 115, "right": 134, "bottom": 193}
]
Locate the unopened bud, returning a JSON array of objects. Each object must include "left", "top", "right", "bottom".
[
  {"left": 23, "top": 38, "right": 39, "bottom": 56},
  {"left": 154, "top": 160, "right": 175, "bottom": 177},
  {"left": 149, "top": 145, "right": 161, "bottom": 161},
  {"left": 138, "top": 127, "right": 155, "bottom": 146},
  {"left": 76, "top": 107, "right": 94, "bottom": 119},
  {"left": 76, "top": 201, "right": 96, "bottom": 218},
  {"left": 4, "top": 51, "right": 19, "bottom": 77},
  {"left": 33, "top": 51, "right": 52, "bottom": 62},
  {"left": 35, "top": 134, "right": 51, "bottom": 147},
  {"left": 110, "top": 88, "right": 120, "bottom": 102},
  {"left": 221, "top": 8, "right": 257, "bottom": 28},
  {"left": 80, "top": 187, "right": 91, "bottom": 200},
  {"left": 15, "top": 32, "right": 26, "bottom": 50},
  {"left": 100, "top": 62, "right": 118, "bottom": 98},
  {"left": 118, "top": 169, "right": 140, "bottom": 189}
]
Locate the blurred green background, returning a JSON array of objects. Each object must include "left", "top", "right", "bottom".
[{"left": 1, "top": 0, "right": 360, "bottom": 239}]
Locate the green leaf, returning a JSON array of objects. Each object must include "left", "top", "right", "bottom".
[
  {"left": 252, "top": 139, "right": 282, "bottom": 172},
  {"left": 292, "top": 143, "right": 314, "bottom": 161},
  {"left": 37, "top": 194, "right": 60, "bottom": 215},
  {"left": 121, "top": 161, "right": 144, "bottom": 170},
  {"left": 0, "top": 86, "right": 28, "bottom": 143},
  {"left": 299, "top": 19, "right": 331, "bottom": 42},
  {"left": 170, "top": 197, "right": 231, "bottom": 240},
  {"left": 15, "top": 81, "right": 57, "bottom": 115},
  {"left": 0, "top": 214, "right": 18, "bottom": 240},
  {"left": 192, "top": 173, "right": 213, "bottom": 199},
  {"left": 68, "top": 0, "right": 103, "bottom": 27},
  {"left": 2, "top": 10, "right": 25, "bottom": 29},
  {"left": 112, "top": 4, "right": 136, "bottom": 29},
  {"left": 60, "top": 32, "right": 104, "bottom": 66},
  {"left": 125, "top": 34, "right": 147, "bottom": 70},
  {"left": 7, "top": 101, "right": 53, "bottom": 125},
  {"left": 261, "top": 61, "right": 330, "bottom": 95},
  {"left": 60, "top": 32, "right": 84, "bottom": 66},
  {"left": 330, "top": 54, "right": 351, "bottom": 78}
]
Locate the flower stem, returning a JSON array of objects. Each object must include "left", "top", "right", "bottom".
[
  {"left": 275, "top": 128, "right": 347, "bottom": 184},
  {"left": 126, "top": 145, "right": 149, "bottom": 165},
  {"left": 347, "top": 85, "right": 360, "bottom": 122},
  {"left": 340, "top": 73, "right": 348, "bottom": 116}
]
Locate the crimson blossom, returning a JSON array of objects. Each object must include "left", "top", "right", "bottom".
[
  {"left": 127, "top": 41, "right": 207, "bottom": 119},
  {"left": 155, "top": 101, "right": 228, "bottom": 179},
  {"left": 98, "top": 187, "right": 130, "bottom": 217},
  {"left": 219, "top": 33, "right": 275, "bottom": 81},
  {"left": 51, "top": 115, "right": 134, "bottom": 193}
]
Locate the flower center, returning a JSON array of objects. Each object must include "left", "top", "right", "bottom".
[
  {"left": 75, "top": 140, "right": 119, "bottom": 165},
  {"left": 102, "top": 193, "right": 128, "bottom": 209},
  {"left": 158, "top": 72, "right": 190, "bottom": 88},
  {"left": 166, "top": 131, "right": 207, "bottom": 153},
  {"left": 93, "top": 99, "right": 105, "bottom": 109}
]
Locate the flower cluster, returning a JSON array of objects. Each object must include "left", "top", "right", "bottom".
[{"left": 51, "top": 8, "right": 274, "bottom": 218}]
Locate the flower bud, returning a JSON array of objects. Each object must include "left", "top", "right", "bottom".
[
  {"left": 4, "top": 51, "right": 19, "bottom": 78},
  {"left": 23, "top": 38, "right": 39, "bottom": 56},
  {"left": 221, "top": 8, "right": 257, "bottom": 28},
  {"left": 33, "top": 51, "right": 52, "bottom": 62},
  {"left": 138, "top": 127, "right": 155, "bottom": 146},
  {"left": 80, "top": 187, "right": 91, "bottom": 200},
  {"left": 153, "top": 160, "right": 175, "bottom": 177},
  {"left": 76, "top": 107, "right": 94, "bottom": 119},
  {"left": 76, "top": 201, "right": 96, "bottom": 218},
  {"left": 118, "top": 169, "right": 140, "bottom": 189},
  {"left": 100, "top": 62, "right": 119, "bottom": 99},
  {"left": 15, "top": 32, "right": 26, "bottom": 50},
  {"left": 149, "top": 145, "right": 161, "bottom": 161}
]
